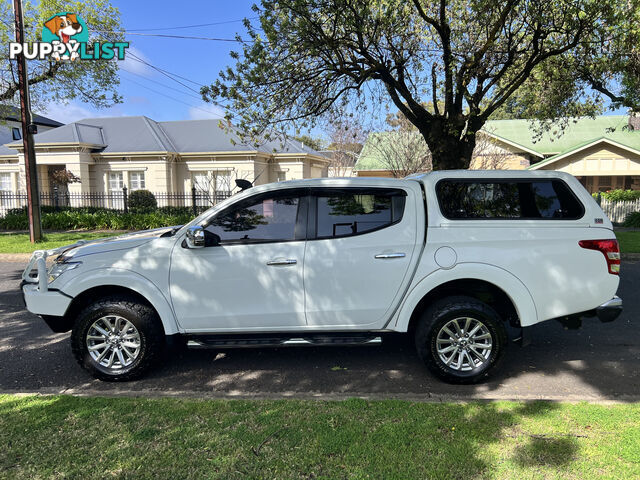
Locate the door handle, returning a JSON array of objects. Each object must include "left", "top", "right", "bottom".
[
  {"left": 374, "top": 253, "right": 406, "bottom": 259},
  {"left": 266, "top": 259, "right": 297, "bottom": 266}
]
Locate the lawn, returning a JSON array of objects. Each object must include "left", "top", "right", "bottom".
[
  {"left": 0, "top": 231, "right": 121, "bottom": 254},
  {"left": 0, "top": 395, "right": 638, "bottom": 479},
  {"left": 617, "top": 231, "right": 640, "bottom": 253}
]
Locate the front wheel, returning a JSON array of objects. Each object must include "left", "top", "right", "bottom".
[
  {"left": 415, "top": 295, "right": 507, "bottom": 384},
  {"left": 71, "top": 296, "right": 165, "bottom": 381}
]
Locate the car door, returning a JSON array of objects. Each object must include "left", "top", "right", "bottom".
[
  {"left": 169, "top": 188, "right": 308, "bottom": 332},
  {"left": 303, "top": 186, "right": 419, "bottom": 328}
]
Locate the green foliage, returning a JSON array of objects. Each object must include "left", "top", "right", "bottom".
[
  {"left": 0, "top": 0, "right": 123, "bottom": 109},
  {"left": 592, "top": 190, "right": 640, "bottom": 202},
  {"left": 0, "top": 232, "right": 121, "bottom": 254},
  {"left": 203, "top": 0, "right": 635, "bottom": 170},
  {"left": 623, "top": 212, "right": 640, "bottom": 228},
  {"left": 128, "top": 189, "right": 157, "bottom": 213},
  {"left": 293, "top": 134, "right": 325, "bottom": 151},
  {"left": 0, "top": 209, "right": 193, "bottom": 231}
]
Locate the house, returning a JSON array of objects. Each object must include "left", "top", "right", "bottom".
[
  {"left": 0, "top": 106, "right": 62, "bottom": 193},
  {"left": 355, "top": 115, "right": 640, "bottom": 193},
  {"left": 1, "top": 116, "right": 330, "bottom": 205}
]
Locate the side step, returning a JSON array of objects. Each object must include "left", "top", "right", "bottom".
[{"left": 186, "top": 333, "right": 383, "bottom": 349}]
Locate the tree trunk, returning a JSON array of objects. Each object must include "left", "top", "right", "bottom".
[{"left": 417, "top": 118, "right": 477, "bottom": 171}]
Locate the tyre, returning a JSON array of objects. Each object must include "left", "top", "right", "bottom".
[
  {"left": 415, "top": 295, "right": 507, "bottom": 384},
  {"left": 71, "top": 295, "right": 165, "bottom": 381}
]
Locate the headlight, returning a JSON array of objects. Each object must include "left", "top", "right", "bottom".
[{"left": 48, "top": 261, "right": 82, "bottom": 283}]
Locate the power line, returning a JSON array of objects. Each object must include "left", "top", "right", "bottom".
[
  {"left": 119, "top": 68, "right": 204, "bottom": 101},
  {"left": 125, "top": 17, "right": 260, "bottom": 32},
  {"left": 126, "top": 51, "right": 202, "bottom": 93},
  {"left": 120, "top": 75, "right": 225, "bottom": 118},
  {"left": 123, "top": 53, "right": 204, "bottom": 87},
  {"left": 92, "top": 30, "right": 252, "bottom": 43}
]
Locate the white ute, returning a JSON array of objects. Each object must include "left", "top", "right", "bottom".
[{"left": 21, "top": 170, "right": 623, "bottom": 383}]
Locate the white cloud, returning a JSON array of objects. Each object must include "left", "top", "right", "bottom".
[
  {"left": 40, "top": 100, "right": 124, "bottom": 124},
  {"left": 188, "top": 103, "right": 226, "bottom": 120},
  {"left": 118, "top": 46, "right": 154, "bottom": 76}
]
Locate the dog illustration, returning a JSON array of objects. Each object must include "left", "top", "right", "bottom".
[{"left": 44, "top": 13, "right": 83, "bottom": 60}]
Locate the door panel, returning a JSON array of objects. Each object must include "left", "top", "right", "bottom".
[
  {"left": 170, "top": 242, "right": 306, "bottom": 331},
  {"left": 303, "top": 187, "right": 419, "bottom": 328},
  {"left": 169, "top": 189, "right": 308, "bottom": 332}
]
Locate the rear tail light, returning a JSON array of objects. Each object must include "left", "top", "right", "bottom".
[{"left": 579, "top": 239, "right": 620, "bottom": 275}]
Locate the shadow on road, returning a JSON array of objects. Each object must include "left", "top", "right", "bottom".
[{"left": 0, "top": 261, "right": 638, "bottom": 400}]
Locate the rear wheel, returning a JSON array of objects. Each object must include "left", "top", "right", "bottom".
[
  {"left": 71, "top": 296, "right": 165, "bottom": 381},
  {"left": 415, "top": 295, "right": 507, "bottom": 384}
]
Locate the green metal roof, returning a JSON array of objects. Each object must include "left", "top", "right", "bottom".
[
  {"left": 483, "top": 116, "right": 638, "bottom": 155},
  {"left": 355, "top": 115, "right": 640, "bottom": 171}
]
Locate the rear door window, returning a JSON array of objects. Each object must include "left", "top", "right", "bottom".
[
  {"left": 313, "top": 188, "right": 407, "bottom": 239},
  {"left": 436, "top": 179, "right": 584, "bottom": 220}
]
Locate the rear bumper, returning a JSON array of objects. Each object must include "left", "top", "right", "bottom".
[{"left": 595, "top": 295, "right": 622, "bottom": 323}]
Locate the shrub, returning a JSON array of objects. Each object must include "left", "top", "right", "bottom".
[
  {"left": 0, "top": 209, "right": 194, "bottom": 231},
  {"left": 128, "top": 189, "right": 157, "bottom": 213},
  {"left": 593, "top": 189, "right": 640, "bottom": 202},
  {"left": 623, "top": 211, "right": 640, "bottom": 228}
]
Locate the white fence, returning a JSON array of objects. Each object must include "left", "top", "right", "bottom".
[{"left": 599, "top": 198, "right": 640, "bottom": 224}]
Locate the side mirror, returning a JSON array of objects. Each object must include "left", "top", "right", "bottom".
[{"left": 185, "top": 225, "right": 205, "bottom": 249}]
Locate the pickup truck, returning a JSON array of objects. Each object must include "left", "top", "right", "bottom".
[{"left": 21, "top": 170, "right": 623, "bottom": 383}]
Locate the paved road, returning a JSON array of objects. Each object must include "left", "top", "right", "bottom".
[{"left": 1, "top": 260, "right": 638, "bottom": 401}]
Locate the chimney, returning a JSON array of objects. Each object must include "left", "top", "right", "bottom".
[{"left": 628, "top": 113, "right": 640, "bottom": 131}]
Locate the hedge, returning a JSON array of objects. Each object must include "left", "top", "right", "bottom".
[
  {"left": 623, "top": 211, "right": 640, "bottom": 228},
  {"left": 592, "top": 189, "right": 640, "bottom": 202},
  {"left": 0, "top": 209, "right": 195, "bottom": 231}
]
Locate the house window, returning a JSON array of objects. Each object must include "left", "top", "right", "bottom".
[
  {"left": 276, "top": 171, "right": 286, "bottom": 182},
  {"left": 0, "top": 173, "right": 11, "bottom": 191},
  {"left": 12, "top": 127, "right": 21, "bottom": 140},
  {"left": 129, "top": 172, "right": 145, "bottom": 191},
  {"left": 598, "top": 176, "right": 612, "bottom": 192},
  {"left": 108, "top": 172, "right": 124, "bottom": 192}
]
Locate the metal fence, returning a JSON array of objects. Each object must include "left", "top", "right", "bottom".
[
  {"left": 599, "top": 198, "right": 640, "bottom": 224},
  {"left": 0, "top": 187, "right": 232, "bottom": 217}
]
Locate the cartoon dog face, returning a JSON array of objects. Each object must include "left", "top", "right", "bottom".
[{"left": 44, "top": 14, "right": 82, "bottom": 43}]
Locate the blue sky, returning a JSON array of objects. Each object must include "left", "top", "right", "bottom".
[
  {"left": 44, "top": 0, "right": 256, "bottom": 123},
  {"left": 41, "top": 0, "right": 626, "bottom": 128}
]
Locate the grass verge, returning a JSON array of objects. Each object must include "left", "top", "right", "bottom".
[
  {"left": 617, "top": 231, "right": 640, "bottom": 253},
  {"left": 1, "top": 229, "right": 638, "bottom": 255},
  {"left": 0, "top": 395, "right": 638, "bottom": 479},
  {"left": 0, "top": 232, "right": 121, "bottom": 254}
]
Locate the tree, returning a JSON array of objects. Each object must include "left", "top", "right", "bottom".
[
  {"left": 368, "top": 112, "right": 432, "bottom": 177},
  {"left": 51, "top": 168, "right": 81, "bottom": 186},
  {"left": 192, "top": 169, "right": 252, "bottom": 206},
  {"left": 203, "top": 0, "right": 633, "bottom": 170},
  {"left": 324, "top": 114, "right": 365, "bottom": 177},
  {"left": 292, "top": 134, "right": 325, "bottom": 151},
  {"left": 469, "top": 130, "right": 513, "bottom": 169},
  {"left": 0, "top": 0, "right": 124, "bottom": 110}
]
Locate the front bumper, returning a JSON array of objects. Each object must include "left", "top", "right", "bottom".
[
  {"left": 595, "top": 295, "right": 623, "bottom": 323},
  {"left": 22, "top": 283, "right": 72, "bottom": 317}
]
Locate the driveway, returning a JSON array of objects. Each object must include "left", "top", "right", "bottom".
[{"left": 1, "top": 259, "right": 638, "bottom": 401}]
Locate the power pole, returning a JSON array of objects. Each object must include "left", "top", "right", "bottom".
[{"left": 13, "top": 0, "right": 42, "bottom": 242}]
